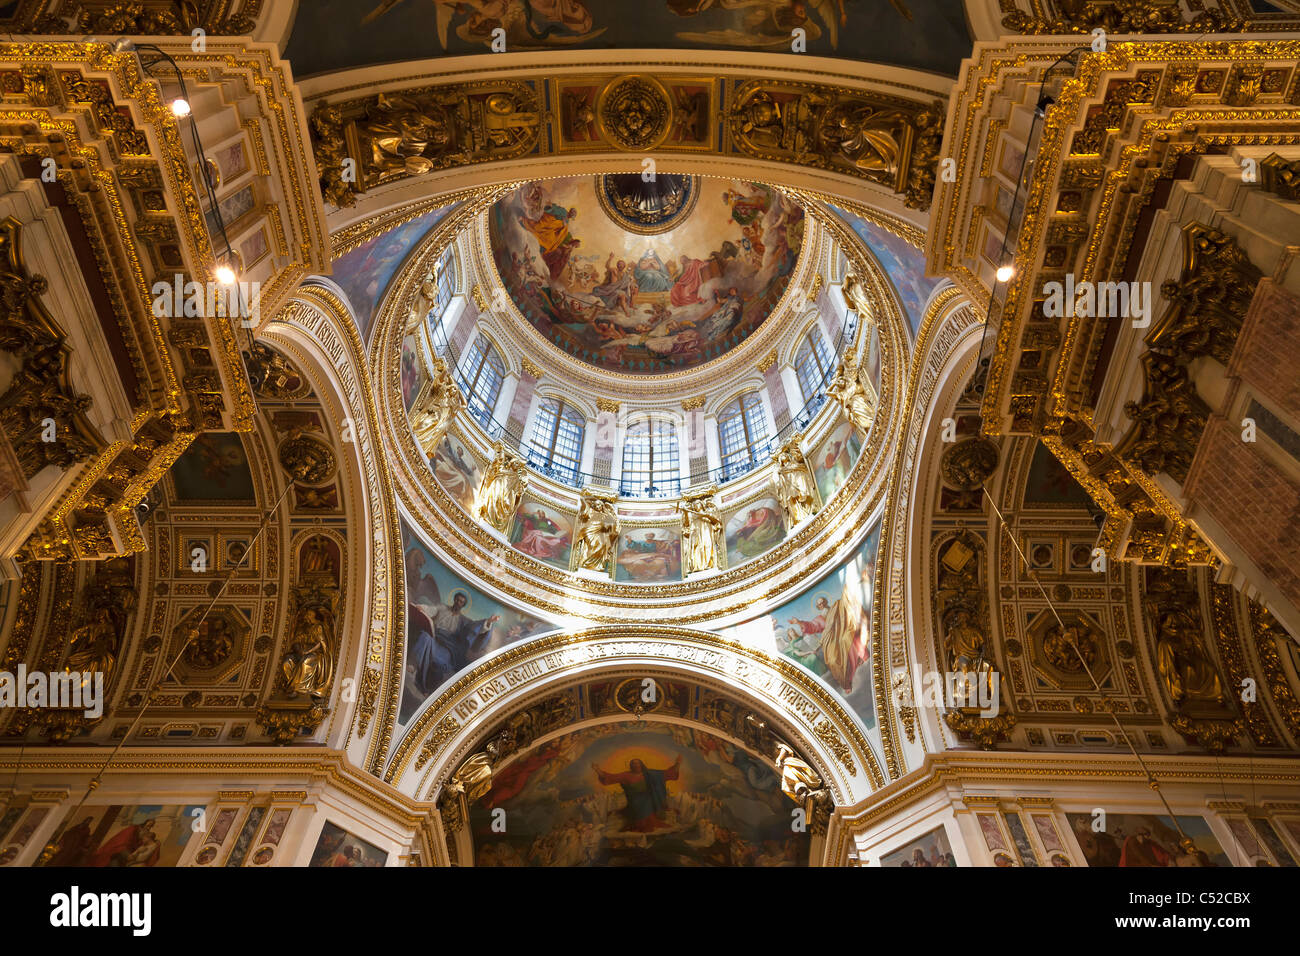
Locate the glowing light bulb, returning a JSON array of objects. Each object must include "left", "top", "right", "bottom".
[
  {"left": 214, "top": 263, "right": 238, "bottom": 286},
  {"left": 170, "top": 97, "right": 191, "bottom": 118},
  {"left": 995, "top": 264, "right": 1015, "bottom": 283}
]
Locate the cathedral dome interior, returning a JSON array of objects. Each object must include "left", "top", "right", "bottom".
[{"left": 1, "top": 0, "right": 1300, "bottom": 908}]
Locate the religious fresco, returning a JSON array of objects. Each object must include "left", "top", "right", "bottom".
[
  {"left": 830, "top": 205, "right": 939, "bottom": 334},
  {"left": 1065, "top": 813, "right": 1231, "bottom": 867},
  {"left": 308, "top": 821, "right": 388, "bottom": 867},
  {"left": 470, "top": 721, "right": 808, "bottom": 866},
  {"left": 723, "top": 497, "right": 786, "bottom": 567},
  {"left": 615, "top": 527, "right": 682, "bottom": 583},
  {"left": 401, "top": 333, "right": 427, "bottom": 410},
  {"left": 488, "top": 175, "right": 804, "bottom": 373},
  {"left": 509, "top": 498, "right": 574, "bottom": 570},
  {"left": 1022, "top": 441, "right": 1094, "bottom": 508},
  {"left": 401, "top": 520, "right": 555, "bottom": 723},
  {"left": 40, "top": 804, "right": 202, "bottom": 867},
  {"left": 723, "top": 521, "right": 881, "bottom": 734},
  {"left": 284, "top": 1, "right": 971, "bottom": 79},
  {"left": 430, "top": 433, "right": 481, "bottom": 513},
  {"left": 330, "top": 204, "right": 458, "bottom": 339},
  {"left": 881, "top": 825, "right": 957, "bottom": 867},
  {"left": 811, "top": 417, "right": 863, "bottom": 505},
  {"left": 169, "top": 432, "right": 256, "bottom": 502}
]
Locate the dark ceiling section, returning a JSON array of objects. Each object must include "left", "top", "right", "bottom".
[{"left": 284, "top": 0, "right": 972, "bottom": 79}]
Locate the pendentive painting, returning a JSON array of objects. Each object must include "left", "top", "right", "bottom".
[
  {"left": 830, "top": 205, "right": 939, "bottom": 334},
  {"left": 880, "top": 825, "right": 957, "bottom": 867},
  {"left": 330, "top": 203, "right": 458, "bottom": 339},
  {"left": 40, "top": 804, "right": 203, "bottom": 867},
  {"left": 509, "top": 498, "right": 574, "bottom": 570},
  {"left": 401, "top": 520, "right": 554, "bottom": 723},
  {"left": 470, "top": 722, "right": 809, "bottom": 866},
  {"left": 488, "top": 175, "right": 803, "bottom": 373},
  {"left": 722, "top": 520, "right": 881, "bottom": 734},
  {"left": 1065, "top": 813, "right": 1231, "bottom": 867}
]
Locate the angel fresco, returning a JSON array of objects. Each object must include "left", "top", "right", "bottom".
[
  {"left": 365, "top": 0, "right": 604, "bottom": 50},
  {"left": 668, "top": 0, "right": 912, "bottom": 50}
]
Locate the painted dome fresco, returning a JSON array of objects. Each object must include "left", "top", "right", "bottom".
[{"left": 488, "top": 174, "right": 805, "bottom": 374}]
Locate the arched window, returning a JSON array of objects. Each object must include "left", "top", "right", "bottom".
[
  {"left": 621, "top": 418, "right": 680, "bottom": 497},
  {"left": 431, "top": 246, "right": 456, "bottom": 319},
  {"left": 528, "top": 397, "right": 585, "bottom": 486},
  {"left": 718, "top": 391, "right": 771, "bottom": 480},
  {"left": 458, "top": 333, "right": 505, "bottom": 429},
  {"left": 794, "top": 324, "right": 835, "bottom": 405}
]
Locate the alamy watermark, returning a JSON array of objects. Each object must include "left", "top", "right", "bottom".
[
  {"left": 0, "top": 664, "right": 103, "bottom": 718},
  {"left": 1042, "top": 274, "right": 1152, "bottom": 327},
  {"left": 152, "top": 274, "right": 261, "bottom": 327}
]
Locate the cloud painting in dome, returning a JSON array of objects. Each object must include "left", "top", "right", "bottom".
[
  {"left": 811, "top": 417, "right": 863, "bottom": 505},
  {"left": 430, "top": 433, "right": 480, "bottom": 512},
  {"left": 170, "top": 432, "right": 255, "bottom": 502},
  {"left": 489, "top": 176, "right": 803, "bottom": 373},
  {"left": 330, "top": 203, "right": 457, "bottom": 338},
  {"left": 616, "top": 527, "right": 682, "bottom": 583},
  {"left": 400, "top": 520, "right": 554, "bottom": 723},
  {"left": 723, "top": 497, "right": 786, "bottom": 567},
  {"left": 723, "top": 523, "right": 881, "bottom": 733},
  {"left": 285, "top": 1, "right": 970, "bottom": 79},
  {"left": 831, "top": 205, "right": 938, "bottom": 333},
  {"left": 470, "top": 722, "right": 808, "bottom": 866},
  {"left": 509, "top": 498, "right": 574, "bottom": 570}
]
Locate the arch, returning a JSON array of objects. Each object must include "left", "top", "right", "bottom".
[{"left": 386, "top": 625, "right": 886, "bottom": 861}]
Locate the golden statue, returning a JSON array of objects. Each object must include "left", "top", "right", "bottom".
[
  {"left": 774, "top": 742, "right": 824, "bottom": 804},
  {"left": 361, "top": 91, "right": 455, "bottom": 175},
  {"left": 406, "top": 267, "right": 441, "bottom": 331},
  {"left": 66, "top": 606, "right": 120, "bottom": 685},
  {"left": 447, "top": 752, "right": 494, "bottom": 806},
  {"left": 476, "top": 441, "right": 528, "bottom": 533},
  {"left": 841, "top": 269, "right": 876, "bottom": 324},
  {"left": 942, "top": 605, "right": 996, "bottom": 705},
  {"left": 677, "top": 491, "right": 722, "bottom": 575},
  {"left": 573, "top": 489, "right": 620, "bottom": 573},
  {"left": 1154, "top": 608, "right": 1226, "bottom": 707},
  {"left": 827, "top": 345, "right": 877, "bottom": 436},
  {"left": 774, "top": 438, "right": 817, "bottom": 526},
  {"left": 411, "top": 357, "right": 466, "bottom": 454},
  {"left": 281, "top": 607, "right": 334, "bottom": 699}
]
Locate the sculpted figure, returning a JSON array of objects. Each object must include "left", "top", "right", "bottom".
[
  {"left": 476, "top": 442, "right": 527, "bottom": 533},
  {"left": 827, "top": 345, "right": 877, "bottom": 435},
  {"left": 574, "top": 489, "right": 620, "bottom": 573},
  {"left": 1155, "top": 608, "right": 1226, "bottom": 707},
  {"left": 775, "top": 439, "right": 817, "bottom": 526},
  {"left": 677, "top": 492, "right": 722, "bottom": 575},
  {"left": 282, "top": 608, "right": 334, "bottom": 699},
  {"left": 943, "top": 606, "right": 996, "bottom": 704},
  {"left": 411, "top": 358, "right": 466, "bottom": 454}
]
